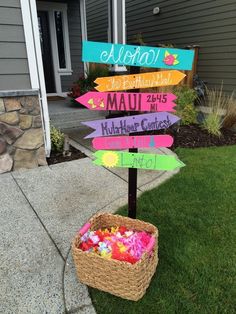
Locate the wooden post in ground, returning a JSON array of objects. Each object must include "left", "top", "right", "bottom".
[{"left": 128, "top": 64, "right": 140, "bottom": 219}]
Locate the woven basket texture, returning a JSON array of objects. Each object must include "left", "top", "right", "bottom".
[{"left": 72, "top": 213, "right": 158, "bottom": 301}]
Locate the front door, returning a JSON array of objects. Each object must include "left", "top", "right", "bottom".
[{"left": 38, "top": 11, "right": 56, "bottom": 93}]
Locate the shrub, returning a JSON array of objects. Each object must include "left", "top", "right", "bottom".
[
  {"left": 173, "top": 85, "right": 198, "bottom": 110},
  {"left": 173, "top": 85, "right": 198, "bottom": 125},
  {"left": 68, "top": 65, "right": 110, "bottom": 101},
  {"left": 178, "top": 104, "right": 197, "bottom": 125},
  {"left": 50, "top": 126, "right": 65, "bottom": 153}
]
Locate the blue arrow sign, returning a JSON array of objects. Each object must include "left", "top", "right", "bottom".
[{"left": 82, "top": 41, "right": 195, "bottom": 70}]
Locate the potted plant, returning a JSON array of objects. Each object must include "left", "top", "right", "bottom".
[{"left": 68, "top": 65, "right": 109, "bottom": 105}]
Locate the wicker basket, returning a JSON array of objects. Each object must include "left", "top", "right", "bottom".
[{"left": 72, "top": 213, "right": 158, "bottom": 301}]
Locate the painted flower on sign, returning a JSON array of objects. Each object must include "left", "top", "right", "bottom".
[
  {"left": 163, "top": 51, "right": 179, "bottom": 66},
  {"left": 88, "top": 98, "right": 105, "bottom": 109},
  {"left": 101, "top": 151, "right": 119, "bottom": 167}
]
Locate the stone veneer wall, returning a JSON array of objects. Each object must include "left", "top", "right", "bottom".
[{"left": 0, "top": 94, "right": 47, "bottom": 173}]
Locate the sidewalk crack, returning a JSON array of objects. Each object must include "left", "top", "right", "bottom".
[{"left": 11, "top": 173, "right": 65, "bottom": 262}]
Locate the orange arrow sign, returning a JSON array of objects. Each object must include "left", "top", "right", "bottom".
[{"left": 94, "top": 70, "right": 186, "bottom": 92}]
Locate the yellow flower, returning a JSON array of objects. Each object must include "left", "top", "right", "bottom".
[
  {"left": 100, "top": 251, "right": 112, "bottom": 259},
  {"left": 102, "top": 151, "right": 119, "bottom": 167},
  {"left": 117, "top": 242, "right": 127, "bottom": 252},
  {"left": 111, "top": 226, "right": 119, "bottom": 234}
]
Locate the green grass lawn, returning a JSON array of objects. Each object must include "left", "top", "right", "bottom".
[{"left": 89, "top": 146, "right": 236, "bottom": 314}]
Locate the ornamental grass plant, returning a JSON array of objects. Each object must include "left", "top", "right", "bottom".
[
  {"left": 200, "top": 84, "right": 235, "bottom": 136},
  {"left": 223, "top": 95, "right": 236, "bottom": 129},
  {"left": 202, "top": 114, "right": 222, "bottom": 137}
]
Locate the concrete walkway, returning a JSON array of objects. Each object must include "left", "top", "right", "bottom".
[
  {"left": 48, "top": 99, "right": 106, "bottom": 129},
  {"left": 0, "top": 134, "right": 179, "bottom": 313}
]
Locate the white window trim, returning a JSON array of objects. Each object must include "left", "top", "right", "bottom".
[
  {"left": 80, "top": 0, "right": 89, "bottom": 76},
  {"left": 122, "top": 0, "right": 126, "bottom": 45},
  {"left": 20, "top": 0, "right": 51, "bottom": 156},
  {"left": 37, "top": 1, "right": 72, "bottom": 95},
  {"left": 108, "top": 0, "right": 127, "bottom": 73}
]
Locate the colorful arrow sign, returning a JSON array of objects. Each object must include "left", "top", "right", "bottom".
[
  {"left": 81, "top": 112, "right": 180, "bottom": 139},
  {"left": 93, "top": 150, "right": 185, "bottom": 171},
  {"left": 82, "top": 41, "right": 194, "bottom": 70},
  {"left": 94, "top": 70, "right": 186, "bottom": 92},
  {"left": 76, "top": 92, "right": 176, "bottom": 112},
  {"left": 92, "top": 135, "right": 174, "bottom": 150}
]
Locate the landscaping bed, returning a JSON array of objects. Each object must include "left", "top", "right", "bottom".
[
  {"left": 164, "top": 124, "right": 236, "bottom": 148},
  {"left": 46, "top": 145, "right": 86, "bottom": 165}
]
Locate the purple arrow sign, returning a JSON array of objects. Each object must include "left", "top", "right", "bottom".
[{"left": 81, "top": 112, "right": 180, "bottom": 138}]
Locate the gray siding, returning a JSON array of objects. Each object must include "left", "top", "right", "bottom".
[
  {"left": 0, "top": 0, "right": 31, "bottom": 90},
  {"left": 126, "top": 0, "right": 236, "bottom": 93},
  {"left": 85, "top": 0, "right": 236, "bottom": 93},
  {"left": 86, "top": 0, "right": 108, "bottom": 42}
]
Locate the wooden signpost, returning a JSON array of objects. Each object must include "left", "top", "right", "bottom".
[
  {"left": 76, "top": 91, "right": 176, "bottom": 112},
  {"left": 94, "top": 70, "right": 186, "bottom": 92},
  {"left": 92, "top": 135, "right": 174, "bottom": 150},
  {"left": 81, "top": 112, "right": 180, "bottom": 138},
  {"left": 82, "top": 41, "right": 195, "bottom": 70},
  {"left": 93, "top": 151, "right": 185, "bottom": 171},
  {"left": 79, "top": 40, "right": 195, "bottom": 219}
]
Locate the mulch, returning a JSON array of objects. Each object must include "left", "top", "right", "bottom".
[
  {"left": 47, "top": 145, "right": 86, "bottom": 165},
  {"left": 161, "top": 125, "right": 236, "bottom": 148}
]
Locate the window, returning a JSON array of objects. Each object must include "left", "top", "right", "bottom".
[
  {"left": 54, "top": 11, "right": 66, "bottom": 69},
  {"left": 37, "top": 2, "right": 72, "bottom": 78}
]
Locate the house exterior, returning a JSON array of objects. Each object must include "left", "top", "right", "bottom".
[
  {"left": 1, "top": 0, "right": 235, "bottom": 173},
  {"left": 86, "top": 0, "right": 236, "bottom": 94},
  {"left": 0, "top": 0, "right": 87, "bottom": 173},
  {"left": 0, "top": 0, "right": 127, "bottom": 174}
]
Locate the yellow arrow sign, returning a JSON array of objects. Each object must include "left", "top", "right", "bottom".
[{"left": 94, "top": 70, "right": 186, "bottom": 92}]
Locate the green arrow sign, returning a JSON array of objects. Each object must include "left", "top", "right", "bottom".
[{"left": 93, "top": 150, "right": 185, "bottom": 171}]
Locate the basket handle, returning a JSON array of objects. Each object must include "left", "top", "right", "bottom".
[
  {"left": 146, "top": 236, "right": 155, "bottom": 255},
  {"left": 78, "top": 222, "right": 91, "bottom": 236}
]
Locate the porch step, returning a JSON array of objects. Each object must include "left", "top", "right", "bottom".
[
  {"left": 50, "top": 109, "right": 105, "bottom": 129},
  {"left": 49, "top": 102, "right": 107, "bottom": 129}
]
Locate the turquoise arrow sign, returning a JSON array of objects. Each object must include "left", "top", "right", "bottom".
[{"left": 82, "top": 41, "right": 195, "bottom": 70}]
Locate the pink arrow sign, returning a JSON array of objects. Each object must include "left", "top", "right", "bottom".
[
  {"left": 76, "top": 91, "right": 176, "bottom": 112},
  {"left": 92, "top": 135, "right": 174, "bottom": 150}
]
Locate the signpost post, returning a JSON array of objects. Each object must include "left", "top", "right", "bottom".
[{"left": 127, "top": 64, "right": 139, "bottom": 218}]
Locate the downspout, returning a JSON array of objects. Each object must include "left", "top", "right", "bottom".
[
  {"left": 108, "top": 0, "right": 127, "bottom": 73},
  {"left": 80, "top": 0, "right": 89, "bottom": 76}
]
